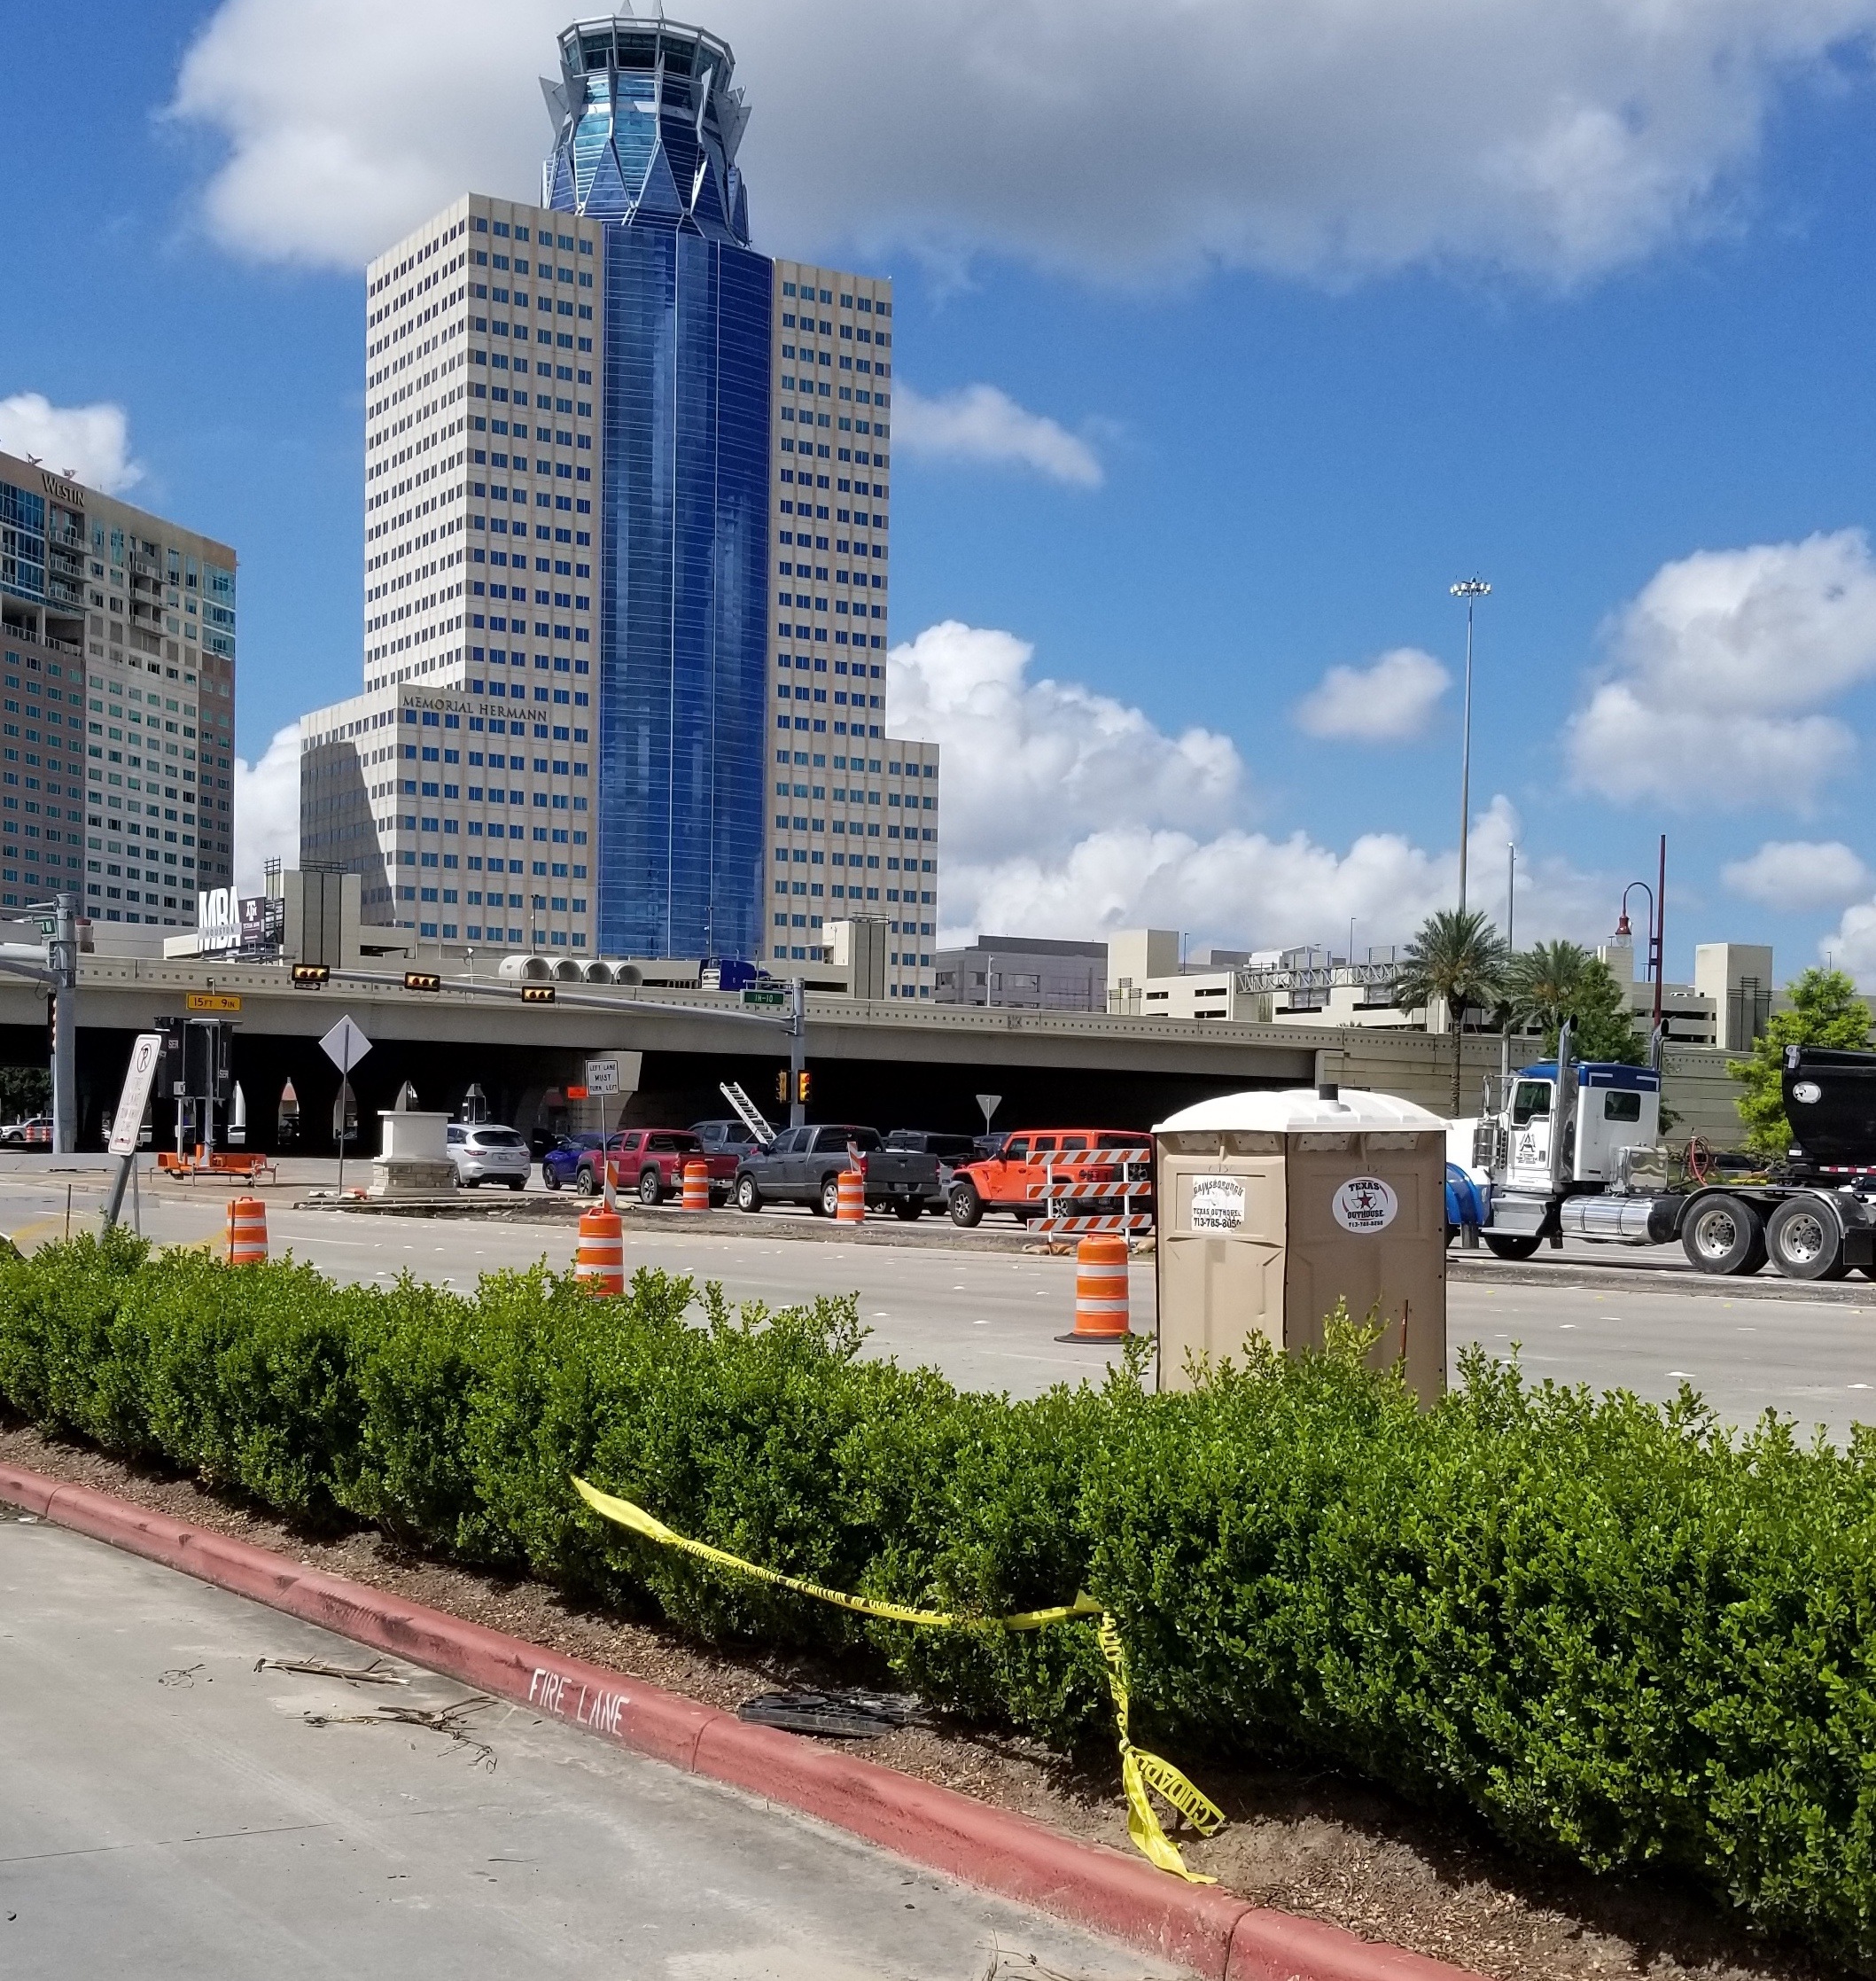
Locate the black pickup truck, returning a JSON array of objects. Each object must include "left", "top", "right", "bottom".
[{"left": 731, "top": 1124, "right": 943, "bottom": 1219}]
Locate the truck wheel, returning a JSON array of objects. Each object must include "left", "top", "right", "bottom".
[
  {"left": 817, "top": 1175, "right": 841, "bottom": 1218},
  {"left": 893, "top": 1199, "right": 922, "bottom": 1221},
  {"left": 949, "top": 1180, "right": 984, "bottom": 1228},
  {"left": 736, "top": 1174, "right": 762, "bottom": 1213},
  {"left": 1681, "top": 1195, "right": 1767, "bottom": 1276},
  {"left": 639, "top": 1167, "right": 663, "bottom": 1206},
  {"left": 1766, "top": 1196, "right": 1849, "bottom": 1280},
  {"left": 576, "top": 1163, "right": 598, "bottom": 1197},
  {"left": 1483, "top": 1233, "right": 1540, "bottom": 1261}
]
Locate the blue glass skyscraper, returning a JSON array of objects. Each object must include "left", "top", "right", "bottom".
[
  {"left": 307, "top": 14, "right": 938, "bottom": 990},
  {"left": 542, "top": 16, "right": 769, "bottom": 960}
]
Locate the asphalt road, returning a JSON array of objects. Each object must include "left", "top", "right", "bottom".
[
  {"left": 1, "top": 1165, "right": 1872, "bottom": 1438},
  {"left": 0, "top": 1515, "right": 1168, "bottom": 1981}
]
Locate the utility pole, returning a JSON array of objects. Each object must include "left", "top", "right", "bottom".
[
  {"left": 1450, "top": 579, "right": 1491, "bottom": 913},
  {"left": 788, "top": 977, "right": 806, "bottom": 1127}
]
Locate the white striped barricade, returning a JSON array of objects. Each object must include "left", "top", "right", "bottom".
[{"left": 1029, "top": 1143, "right": 1155, "bottom": 1244}]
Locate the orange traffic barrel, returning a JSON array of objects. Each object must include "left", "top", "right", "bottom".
[
  {"left": 574, "top": 1205, "right": 625, "bottom": 1296},
  {"left": 836, "top": 1168, "right": 865, "bottom": 1224},
  {"left": 225, "top": 1196, "right": 268, "bottom": 1267},
  {"left": 681, "top": 1159, "right": 710, "bottom": 1212},
  {"left": 1059, "top": 1234, "right": 1129, "bottom": 1342}
]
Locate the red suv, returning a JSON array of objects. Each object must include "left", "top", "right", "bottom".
[
  {"left": 946, "top": 1129, "right": 1153, "bottom": 1227},
  {"left": 587, "top": 1129, "right": 738, "bottom": 1204}
]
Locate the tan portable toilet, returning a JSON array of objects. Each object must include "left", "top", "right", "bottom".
[{"left": 1153, "top": 1086, "right": 1447, "bottom": 1405}]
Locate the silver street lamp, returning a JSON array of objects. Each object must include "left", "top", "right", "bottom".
[{"left": 1451, "top": 578, "right": 1491, "bottom": 912}]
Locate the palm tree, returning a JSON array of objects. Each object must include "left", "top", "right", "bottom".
[
  {"left": 1506, "top": 940, "right": 1643, "bottom": 1063},
  {"left": 1395, "top": 909, "right": 1511, "bottom": 1112},
  {"left": 1505, "top": 940, "right": 1594, "bottom": 1041}
]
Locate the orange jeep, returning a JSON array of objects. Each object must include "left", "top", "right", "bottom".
[{"left": 946, "top": 1129, "right": 1153, "bottom": 1228}]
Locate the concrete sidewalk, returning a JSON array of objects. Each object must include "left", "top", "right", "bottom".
[{"left": 0, "top": 1512, "right": 1174, "bottom": 1981}]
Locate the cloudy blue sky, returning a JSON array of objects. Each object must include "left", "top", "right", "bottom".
[{"left": 9, "top": 0, "right": 1876, "bottom": 978}]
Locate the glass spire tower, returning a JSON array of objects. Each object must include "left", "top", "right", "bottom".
[
  {"left": 299, "top": 14, "right": 941, "bottom": 991},
  {"left": 542, "top": 16, "right": 769, "bottom": 960}
]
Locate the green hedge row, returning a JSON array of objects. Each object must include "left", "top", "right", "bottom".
[{"left": 3, "top": 1230, "right": 1874, "bottom": 1967}]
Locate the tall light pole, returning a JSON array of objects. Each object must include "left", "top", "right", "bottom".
[
  {"left": 1451, "top": 579, "right": 1491, "bottom": 913},
  {"left": 1500, "top": 843, "right": 1516, "bottom": 1085}
]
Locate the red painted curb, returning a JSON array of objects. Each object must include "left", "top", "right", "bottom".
[{"left": 1, "top": 1459, "right": 1482, "bottom": 1981}]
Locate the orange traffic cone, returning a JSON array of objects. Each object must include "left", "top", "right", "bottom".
[
  {"left": 575, "top": 1205, "right": 625, "bottom": 1295},
  {"left": 836, "top": 1168, "right": 865, "bottom": 1224},
  {"left": 681, "top": 1159, "right": 710, "bottom": 1211},
  {"left": 1057, "top": 1234, "right": 1129, "bottom": 1342},
  {"left": 225, "top": 1196, "right": 268, "bottom": 1267}
]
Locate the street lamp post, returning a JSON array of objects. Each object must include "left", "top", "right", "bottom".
[
  {"left": 1615, "top": 836, "right": 1670, "bottom": 1033},
  {"left": 1617, "top": 874, "right": 1662, "bottom": 1031},
  {"left": 1451, "top": 579, "right": 1491, "bottom": 913}
]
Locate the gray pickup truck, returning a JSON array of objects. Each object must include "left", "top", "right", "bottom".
[{"left": 731, "top": 1124, "right": 942, "bottom": 1219}]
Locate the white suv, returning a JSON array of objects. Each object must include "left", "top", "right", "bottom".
[{"left": 446, "top": 1122, "right": 532, "bottom": 1190}]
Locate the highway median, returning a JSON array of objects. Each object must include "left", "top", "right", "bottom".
[{"left": 1, "top": 1227, "right": 1872, "bottom": 1974}]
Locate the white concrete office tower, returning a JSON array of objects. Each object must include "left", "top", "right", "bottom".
[
  {"left": 0, "top": 447, "right": 236, "bottom": 930},
  {"left": 765, "top": 255, "right": 937, "bottom": 997},
  {"left": 300, "top": 192, "right": 604, "bottom": 955}
]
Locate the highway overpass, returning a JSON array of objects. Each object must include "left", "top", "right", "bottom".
[{"left": 0, "top": 952, "right": 1747, "bottom": 1150}]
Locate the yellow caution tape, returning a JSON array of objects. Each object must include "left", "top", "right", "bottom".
[
  {"left": 572, "top": 1475, "right": 1225, "bottom": 1880},
  {"left": 572, "top": 1478, "right": 1099, "bottom": 1630},
  {"left": 1095, "top": 1613, "right": 1226, "bottom": 1877}
]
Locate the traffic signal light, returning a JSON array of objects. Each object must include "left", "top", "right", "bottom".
[
  {"left": 521, "top": 984, "right": 556, "bottom": 1003},
  {"left": 775, "top": 1068, "right": 789, "bottom": 1104},
  {"left": 403, "top": 971, "right": 441, "bottom": 994},
  {"left": 796, "top": 1070, "right": 811, "bottom": 1105},
  {"left": 291, "top": 964, "right": 331, "bottom": 988}
]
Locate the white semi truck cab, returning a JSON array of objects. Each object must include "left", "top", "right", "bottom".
[{"left": 1472, "top": 1034, "right": 1876, "bottom": 1280}]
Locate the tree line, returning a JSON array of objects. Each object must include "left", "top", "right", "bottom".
[{"left": 1396, "top": 907, "right": 1872, "bottom": 1144}]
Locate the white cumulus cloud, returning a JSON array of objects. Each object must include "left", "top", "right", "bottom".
[
  {"left": 1822, "top": 900, "right": 1876, "bottom": 985},
  {"left": 167, "top": 0, "right": 1876, "bottom": 286},
  {"left": 0, "top": 394, "right": 143, "bottom": 494},
  {"left": 1723, "top": 839, "right": 1872, "bottom": 911},
  {"left": 1294, "top": 646, "right": 1450, "bottom": 742},
  {"left": 233, "top": 724, "right": 300, "bottom": 896},
  {"left": 891, "top": 620, "right": 1604, "bottom": 951},
  {"left": 893, "top": 384, "right": 1102, "bottom": 487},
  {"left": 1566, "top": 529, "right": 1876, "bottom": 812}
]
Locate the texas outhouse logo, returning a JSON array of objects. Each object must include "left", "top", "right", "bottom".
[{"left": 1331, "top": 1174, "right": 1398, "bottom": 1235}]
